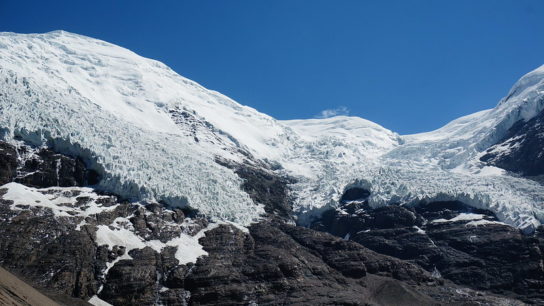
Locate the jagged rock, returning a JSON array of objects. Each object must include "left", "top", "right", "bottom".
[
  {"left": 0, "top": 174, "right": 208, "bottom": 305},
  {"left": 0, "top": 140, "right": 100, "bottom": 188},
  {"left": 312, "top": 203, "right": 424, "bottom": 238},
  {"left": 340, "top": 187, "right": 371, "bottom": 202},
  {"left": 100, "top": 247, "right": 160, "bottom": 305},
  {"left": 0, "top": 190, "right": 527, "bottom": 305},
  {"left": 427, "top": 222, "right": 544, "bottom": 294},
  {"left": 0, "top": 209, "right": 104, "bottom": 299},
  {"left": 0, "top": 142, "right": 534, "bottom": 305},
  {"left": 15, "top": 145, "right": 100, "bottom": 188},
  {"left": 312, "top": 201, "right": 544, "bottom": 304},
  {"left": 0, "top": 142, "right": 17, "bottom": 185},
  {"left": 481, "top": 108, "right": 544, "bottom": 177},
  {"left": 414, "top": 201, "right": 496, "bottom": 221},
  {"left": 158, "top": 288, "right": 191, "bottom": 306},
  {"left": 183, "top": 222, "right": 520, "bottom": 305},
  {"left": 216, "top": 158, "right": 295, "bottom": 222}
]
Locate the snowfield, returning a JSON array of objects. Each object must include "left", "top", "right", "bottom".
[{"left": 0, "top": 31, "right": 543, "bottom": 231}]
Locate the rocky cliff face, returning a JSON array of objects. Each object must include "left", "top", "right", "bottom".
[
  {"left": 0, "top": 140, "right": 532, "bottom": 305},
  {"left": 311, "top": 193, "right": 544, "bottom": 304},
  {"left": 481, "top": 108, "right": 544, "bottom": 179},
  {"left": 0, "top": 140, "right": 99, "bottom": 188}
]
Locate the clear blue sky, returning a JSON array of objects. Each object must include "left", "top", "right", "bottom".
[{"left": 1, "top": 1, "right": 543, "bottom": 134}]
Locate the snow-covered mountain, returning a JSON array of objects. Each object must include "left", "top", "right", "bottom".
[{"left": 0, "top": 30, "right": 543, "bottom": 232}]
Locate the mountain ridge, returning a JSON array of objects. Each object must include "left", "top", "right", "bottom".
[
  {"left": 0, "top": 31, "right": 543, "bottom": 231},
  {"left": 0, "top": 30, "right": 543, "bottom": 305}
]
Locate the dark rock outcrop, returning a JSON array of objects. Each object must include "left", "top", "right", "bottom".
[
  {"left": 340, "top": 187, "right": 371, "bottom": 203},
  {"left": 216, "top": 158, "right": 295, "bottom": 222},
  {"left": 0, "top": 142, "right": 17, "bottom": 185},
  {"left": 100, "top": 247, "right": 163, "bottom": 305},
  {"left": 0, "top": 192, "right": 112, "bottom": 299},
  {"left": 481, "top": 107, "right": 544, "bottom": 177},
  {"left": 0, "top": 140, "right": 533, "bottom": 305},
  {"left": 312, "top": 201, "right": 544, "bottom": 304},
  {"left": 0, "top": 188, "right": 206, "bottom": 305},
  {"left": 15, "top": 144, "right": 100, "bottom": 188},
  {"left": 176, "top": 222, "right": 516, "bottom": 305},
  {"left": 0, "top": 184, "right": 519, "bottom": 305},
  {"left": 0, "top": 140, "right": 99, "bottom": 188}
]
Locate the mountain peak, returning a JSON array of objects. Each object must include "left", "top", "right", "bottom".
[{"left": 0, "top": 31, "right": 543, "bottom": 231}]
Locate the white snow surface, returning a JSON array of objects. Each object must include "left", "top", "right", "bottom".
[
  {"left": 1, "top": 182, "right": 118, "bottom": 219},
  {"left": 88, "top": 295, "right": 113, "bottom": 306},
  {"left": 95, "top": 221, "right": 216, "bottom": 267},
  {"left": 432, "top": 213, "right": 487, "bottom": 223},
  {"left": 465, "top": 219, "right": 506, "bottom": 227},
  {"left": 0, "top": 31, "right": 543, "bottom": 230}
]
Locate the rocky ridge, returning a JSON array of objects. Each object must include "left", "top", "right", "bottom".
[
  {"left": 0, "top": 140, "right": 530, "bottom": 305},
  {"left": 311, "top": 190, "right": 544, "bottom": 304},
  {"left": 481, "top": 108, "right": 544, "bottom": 180}
]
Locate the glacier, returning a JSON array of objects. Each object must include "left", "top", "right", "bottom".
[{"left": 0, "top": 31, "right": 543, "bottom": 230}]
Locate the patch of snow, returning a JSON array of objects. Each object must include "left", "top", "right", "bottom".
[
  {"left": 432, "top": 213, "right": 487, "bottom": 224},
  {"left": 159, "top": 286, "right": 169, "bottom": 293},
  {"left": 475, "top": 166, "right": 506, "bottom": 176},
  {"left": 95, "top": 225, "right": 146, "bottom": 251},
  {"left": 95, "top": 225, "right": 144, "bottom": 275},
  {"left": 75, "top": 220, "right": 87, "bottom": 231},
  {"left": 96, "top": 220, "right": 218, "bottom": 267},
  {"left": 168, "top": 223, "right": 219, "bottom": 265},
  {"left": 465, "top": 219, "right": 506, "bottom": 227},
  {"left": 1, "top": 182, "right": 118, "bottom": 220},
  {"left": 431, "top": 267, "right": 442, "bottom": 279},
  {"left": 413, "top": 226, "right": 426, "bottom": 234},
  {"left": 88, "top": 295, "right": 112, "bottom": 306}
]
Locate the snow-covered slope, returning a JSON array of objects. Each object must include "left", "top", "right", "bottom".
[
  {"left": 0, "top": 31, "right": 303, "bottom": 225},
  {"left": 283, "top": 66, "right": 544, "bottom": 229},
  {"left": 0, "top": 31, "right": 543, "bottom": 231}
]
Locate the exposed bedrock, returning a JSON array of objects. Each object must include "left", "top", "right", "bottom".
[
  {"left": 216, "top": 157, "right": 295, "bottom": 223},
  {"left": 181, "top": 222, "right": 442, "bottom": 305},
  {"left": 481, "top": 107, "right": 544, "bottom": 178},
  {"left": 0, "top": 142, "right": 524, "bottom": 305},
  {"left": 0, "top": 140, "right": 100, "bottom": 188},
  {"left": 101, "top": 220, "right": 525, "bottom": 305},
  {"left": 1, "top": 193, "right": 522, "bottom": 306},
  {"left": 0, "top": 141, "right": 17, "bottom": 185},
  {"left": 0, "top": 185, "right": 204, "bottom": 305},
  {"left": 311, "top": 190, "right": 544, "bottom": 304}
]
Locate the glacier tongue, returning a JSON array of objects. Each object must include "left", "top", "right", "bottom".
[
  {"left": 282, "top": 65, "right": 544, "bottom": 229},
  {"left": 0, "top": 31, "right": 543, "bottom": 230}
]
